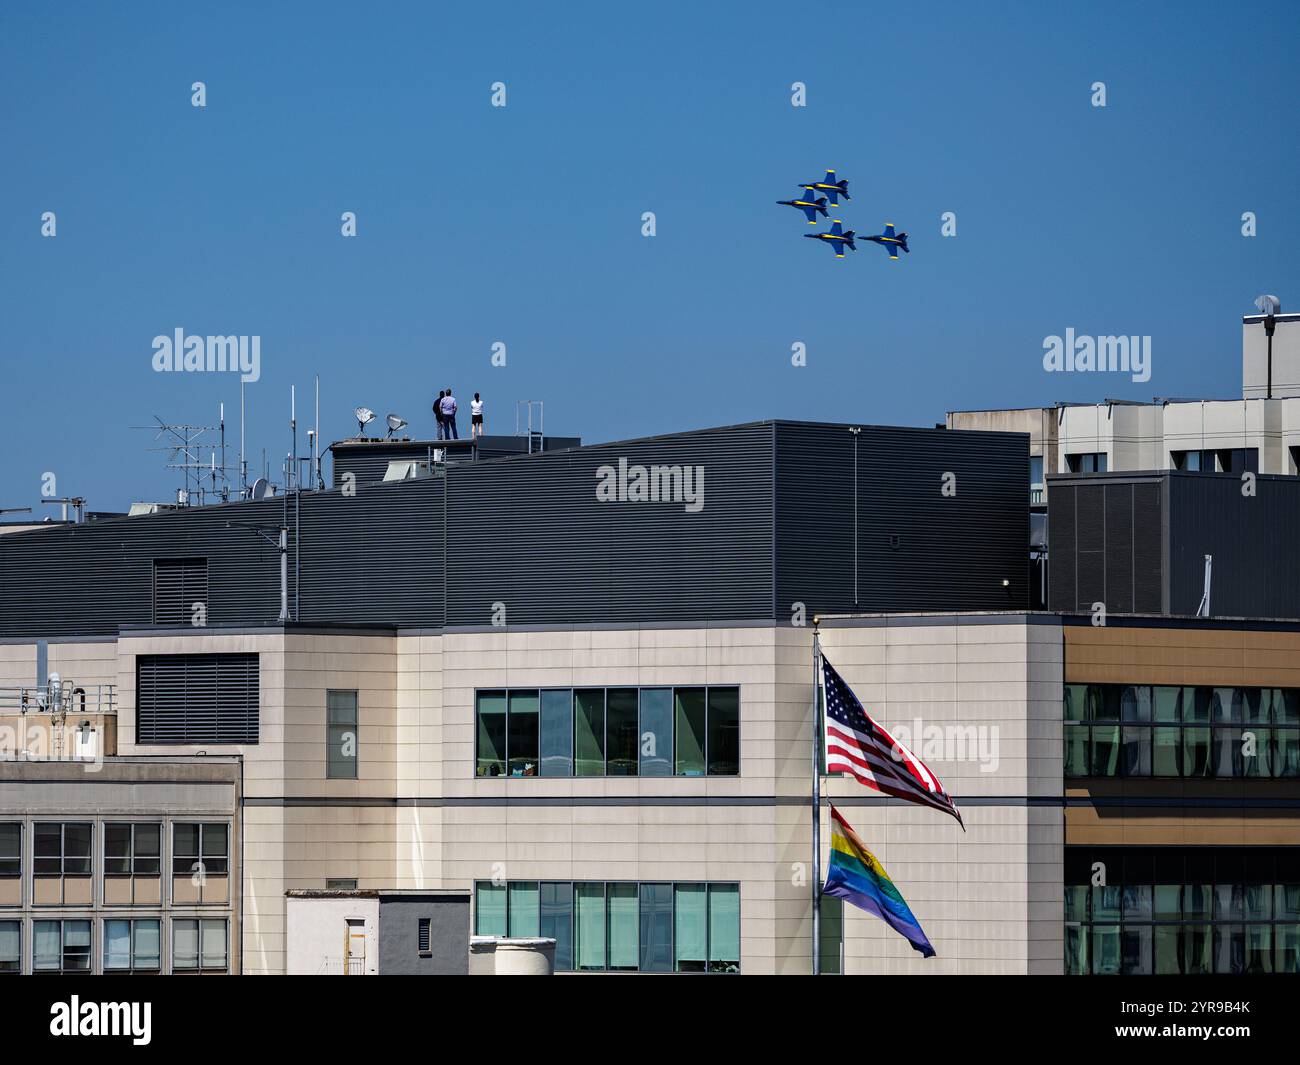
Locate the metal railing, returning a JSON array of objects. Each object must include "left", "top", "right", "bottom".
[{"left": 0, "top": 682, "right": 117, "bottom": 715}]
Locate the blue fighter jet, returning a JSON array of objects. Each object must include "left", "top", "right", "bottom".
[
  {"left": 863, "top": 223, "right": 909, "bottom": 259},
  {"left": 805, "top": 219, "right": 856, "bottom": 258},
  {"left": 777, "top": 187, "right": 830, "bottom": 223},
  {"left": 801, "top": 169, "right": 850, "bottom": 206}
]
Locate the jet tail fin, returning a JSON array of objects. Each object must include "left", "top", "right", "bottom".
[
  {"left": 897, "top": 232, "right": 909, "bottom": 253},
  {"left": 844, "top": 231, "right": 856, "bottom": 250}
]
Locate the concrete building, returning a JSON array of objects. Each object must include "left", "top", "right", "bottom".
[
  {"left": 0, "top": 416, "right": 1295, "bottom": 976},
  {"left": 947, "top": 313, "right": 1300, "bottom": 503}
]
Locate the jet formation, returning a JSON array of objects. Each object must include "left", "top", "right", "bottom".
[{"left": 776, "top": 169, "right": 908, "bottom": 262}]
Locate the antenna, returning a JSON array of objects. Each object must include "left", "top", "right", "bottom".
[
  {"left": 133, "top": 415, "right": 237, "bottom": 506},
  {"left": 355, "top": 407, "right": 376, "bottom": 437},
  {"left": 386, "top": 413, "right": 408, "bottom": 439}
]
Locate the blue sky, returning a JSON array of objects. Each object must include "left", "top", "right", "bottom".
[{"left": 1, "top": 0, "right": 1296, "bottom": 511}]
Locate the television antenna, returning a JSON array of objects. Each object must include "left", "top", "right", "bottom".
[{"left": 132, "top": 408, "right": 236, "bottom": 505}]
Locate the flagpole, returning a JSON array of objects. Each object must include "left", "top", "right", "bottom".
[{"left": 812, "top": 621, "right": 822, "bottom": 976}]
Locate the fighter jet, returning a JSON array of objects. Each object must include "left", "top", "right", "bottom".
[
  {"left": 801, "top": 170, "right": 851, "bottom": 207},
  {"left": 805, "top": 219, "right": 856, "bottom": 258},
  {"left": 777, "top": 187, "right": 830, "bottom": 223},
  {"left": 863, "top": 223, "right": 909, "bottom": 260}
]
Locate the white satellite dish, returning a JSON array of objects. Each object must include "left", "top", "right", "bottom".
[
  {"left": 1255, "top": 294, "right": 1281, "bottom": 316},
  {"left": 355, "top": 407, "right": 376, "bottom": 437},
  {"left": 250, "top": 477, "right": 271, "bottom": 500},
  {"left": 386, "top": 413, "right": 408, "bottom": 439}
]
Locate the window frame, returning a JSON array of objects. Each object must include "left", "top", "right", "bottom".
[
  {"left": 474, "top": 685, "right": 742, "bottom": 779},
  {"left": 326, "top": 689, "right": 359, "bottom": 780}
]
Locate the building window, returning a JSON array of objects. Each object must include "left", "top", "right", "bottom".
[
  {"left": 172, "top": 918, "right": 228, "bottom": 973},
  {"left": 104, "top": 823, "right": 162, "bottom": 906},
  {"left": 819, "top": 895, "right": 844, "bottom": 974},
  {"left": 32, "top": 919, "right": 92, "bottom": 973},
  {"left": 32, "top": 823, "right": 92, "bottom": 906},
  {"left": 104, "top": 918, "right": 162, "bottom": 973},
  {"left": 1065, "top": 847, "right": 1300, "bottom": 975},
  {"left": 417, "top": 918, "right": 432, "bottom": 956},
  {"left": 172, "top": 823, "right": 229, "bottom": 905},
  {"left": 475, "top": 686, "right": 742, "bottom": 778},
  {"left": 475, "top": 880, "right": 741, "bottom": 973},
  {"left": 1066, "top": 452, "right": 1108, "bottom": 473},
  {"left": 0, "top": 823, "right": 19, "bottom": 907},
  {"left": 1064, "top": 684, "right": 1300, "bottom": 779},
  {"left": 136, "top": 653, "right": 259, "bottom": 745},
  {"left": 326, "top": 879, "right": 357, "bottom": 891},
  {"left": 326, "top": 690, "right": 358, "bottom": 779},
  {"left": 152, "top": 558, "right": 209, "bottom": 625},
  {"left": 0, "top": 921, "right": 18, "bottom": 974}
]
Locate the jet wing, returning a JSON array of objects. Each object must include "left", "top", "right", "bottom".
[
  {"left": 801, "top": 204, "right": 820, "bottom": 222},
  {"left": 829, "top": 220, "right": 843, "bottom": 236},
  {"left": 883, "top": 223, "right": 896, "bottom": 239}
]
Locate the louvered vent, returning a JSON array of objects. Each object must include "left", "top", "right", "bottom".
[
  {"left": 152, "top": 558, "right": 209, "bottom": 625},
  {"left": 136, "top": 653, "right": 259, "bottom": 744}
]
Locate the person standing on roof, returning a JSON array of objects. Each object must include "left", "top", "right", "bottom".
[
  {"left": 470, "top": 392, "right": 484, "bottom": 438},
  {"left": 440, "top": 387, "right": 459, "bottom": 440},
  {"left": 434, "top": 389, "right": 447, "bottom": 440}
]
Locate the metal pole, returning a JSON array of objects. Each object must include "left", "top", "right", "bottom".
[
  {"left": 812, "top": 624, "right": 822, "bottom": 975},
  {"left": 278, "top": 527, "right": 289, "bottom": 622}
]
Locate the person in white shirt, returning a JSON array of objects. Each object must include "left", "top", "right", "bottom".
[{"left": 470, "top": 393, "right": 484, "bottom": 438}]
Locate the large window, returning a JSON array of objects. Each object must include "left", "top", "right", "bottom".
[
  {"left": 1065, "top": 847, "right": 1300, "bottom": 975},
  {"left": 172, "top": 823, "right": 229, "bottom": 905},
  {"left": 32, "top": 823, "right": 92, "bottom": 906},
  {"left": 104, "top": 919, "right": 162, "bottom": 973},
  {"left": 0, "top": 823, "right": 19, "bottom": 907},
  {"left": 1064, "top": 684, "right": 1300, "bottom": 779},
  {"left": 104, "top": 823, "right": 162, "bottom": 906},
  {"left": 172, "top": 918, "right": 228, "bottom": 973},
  {"left": 475, "top": 686, "right": 741, "bottom": 778},
  {"left": 32, "top": 919, "right": 92, "bottom": 973},
  {"left": 475, "top": 880, "right": 741, "bottom": 973},
  {"left": 136, "top": 652, "right": 259, "bottom": 745},
  {"left": 326, "top": 690, "right": 358, "bottom": 779}
]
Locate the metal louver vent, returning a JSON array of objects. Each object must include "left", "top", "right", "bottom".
[
  {"left": 136, "top": 653, "right": 259, "bottom": 744},
  {"left": 152, "top": 558, "right": 209, "bottom": 625}
]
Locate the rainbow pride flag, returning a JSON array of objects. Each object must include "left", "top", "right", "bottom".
[{"left": 822, "top": 805, "right": 935, "bottom": 958}]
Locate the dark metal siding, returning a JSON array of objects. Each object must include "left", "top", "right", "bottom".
[
  {"left": 330, "top": 436, "right": 583, "bottom": 487},
  {"left": 1047, "top": 472, "right": 1300, "bottom": 618},
  {"left": 1165, "top": 474, "right": 1300, "bottom": 618},
  {"left": 774, "top": 423, "right": 1029, "bottom": 615},
  {"left": 442, "top": 424, "right": 776, "bottom": 625},
  {"left": 0, "top": 498, "right": 291, "bottom": 636},
  {"left": 1, "top": 420, "right": 1038, "bottom": 635}
]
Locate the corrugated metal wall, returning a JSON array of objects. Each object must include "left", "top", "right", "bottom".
[
  {"left": 0, "top": 421, "right": 1033, "bottom": 636},
  {"left": 442, "top": 423, "right": 776, "bottom": 625},
  {"left": 774, "top": 423, "right": 1030, "bottom": 615},
  {"left": 1047, "top": 474, "right": 1167, "bottom": 615},
  {"left": 1165, "top": 473, "right": 1300, "bottom": 618}
]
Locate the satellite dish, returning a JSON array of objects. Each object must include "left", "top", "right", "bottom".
[
  {"left": 251, "top": 477, "right": 271, "bottom": 500},
  {"left": 355, "top": 407, "right": 376, "bottom": 436},
  {"left": 1255, "top": 294, "right": 1281, "bottom": 316},
  {"left": 386, "top": 413, "right": 408, "bottom": 439}
]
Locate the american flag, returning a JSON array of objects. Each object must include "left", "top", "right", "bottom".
[{"left": 821, "top": 653, "right": 964, "bottom": 829}]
